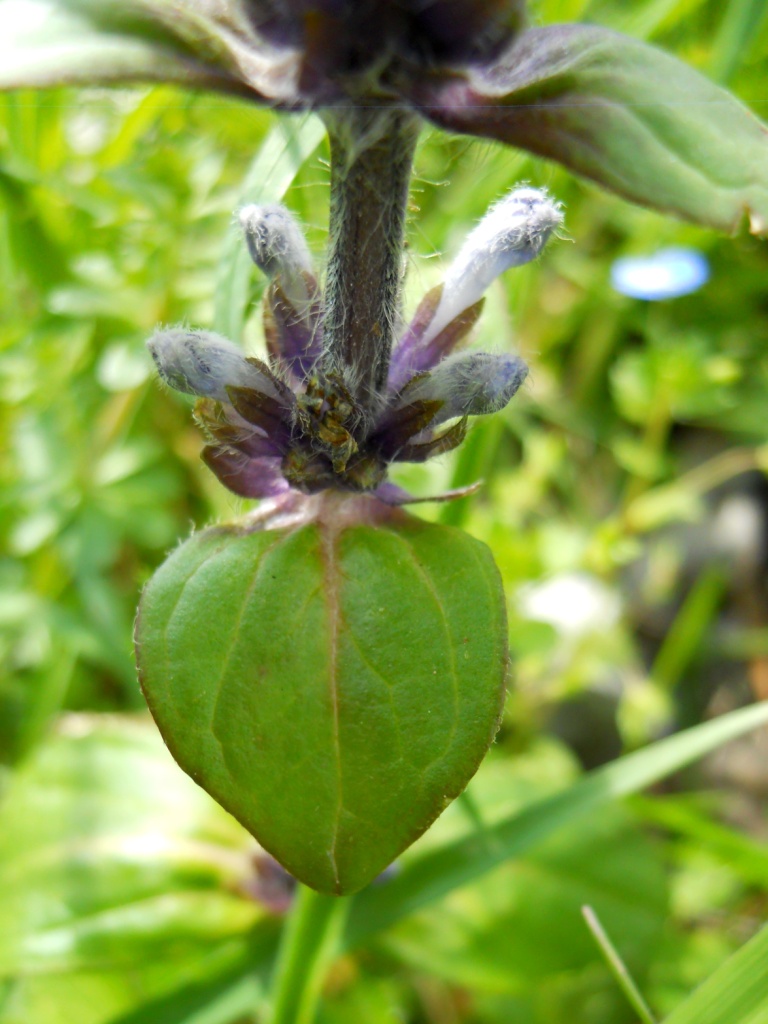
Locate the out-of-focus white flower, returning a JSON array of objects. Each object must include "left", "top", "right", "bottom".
[{"left": 518, "top": 571, "right": 621, "bottom": 638}]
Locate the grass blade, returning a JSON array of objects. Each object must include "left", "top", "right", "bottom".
[
  {"left": 345, "top": 702, "right": 768, "bottom": 946},
  {"left": 582, "top": 905, "right": 657, "bottom": 1024},
  {"left": 663, "top": 923, "right": 768, "bottom": 1024}
]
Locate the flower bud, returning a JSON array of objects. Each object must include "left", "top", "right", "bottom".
[
  {"left": 405, "top": 351, "right": 528, "bottom": 425},
  {"left": 146, "top": 327, "right": 281, "bottom": 402},
  {"left": 238, "top": 203, "right": 314, "bottom": 309},
  {"left": 424, "top": 186, "right": 563, "bottom": 345}
]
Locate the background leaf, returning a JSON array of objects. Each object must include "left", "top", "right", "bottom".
[
  {"left": 0, "top": 716, "right": 276, "bottom": 1024},
  {"left": 213, "top": 116, "right": 326, "bottom": 343},
  {"left": 346, "top": 702, "right": 768, "bottom": 945},
  {"left": 0, "top": 0, "right": 243, "bottom": 93},
  {"left": 662, "top": 923, "right": 768, "bottom": 1024},
  {"left": 414, "top": 23, "right": 768, "bottom": 233}
]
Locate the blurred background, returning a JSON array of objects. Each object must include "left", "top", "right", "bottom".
[{"left": 1, "top": 0, "right": 768, "bottom": 1021}]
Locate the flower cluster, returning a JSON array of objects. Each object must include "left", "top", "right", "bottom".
[{"left": 147, "top": 185, "right": 562, "bottom": 505}]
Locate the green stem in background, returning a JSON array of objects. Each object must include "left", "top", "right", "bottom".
[
  {"left": 582, "top": 905, "right": 657, "bottom": 1024},
  {"left": 268, "top": 885, "right": 349, "bottom": 1024},
  {"left": 709, "top": 0, "right": 768, "bottom": 84},
  {"left": 439, "top": 417, "right": 505, "bottom": 527},
  {"left": 322, "top": 106, "right": 420, "bottom": 412}
]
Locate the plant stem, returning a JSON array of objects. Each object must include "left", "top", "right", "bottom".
[
  {"left": 268, "top": 884, "right": 349, "bottom": 1024},
  {"left": 322, "top": 106, "right": 419, "bottom": 412}
]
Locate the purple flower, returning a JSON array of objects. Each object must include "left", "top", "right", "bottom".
[{"left": 148, "top": 185, "right": 562, "bottom": 504}]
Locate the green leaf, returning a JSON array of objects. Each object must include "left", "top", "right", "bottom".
[
  {"left": 0, "top": 715, "right": 275, "bottom": 1024},
  {"left": 383, "top": 806, "right": 667, "bottom": 993},
  {"left": 213, "top": 116, "right": 326, "bottom": 343},
  {"left": 413, "top": 24, "right": 768, "bottom": 234},
  {"left": 663, "top": 922, "right": 768, "bottom": 1024},
  {"left": 136, "top": 508, "right": 509, "bottom": 895},
  {"left": 345, "top": 701, "right": 768, "bottom": 945},
  {"left": 0, "top": 0, "right": 247, "bottom": 94}
]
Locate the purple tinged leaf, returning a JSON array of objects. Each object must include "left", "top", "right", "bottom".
[
  {"left": 388, "top": 286, "right": 484, "bottom": 393},
  {"left": 374, "top": 480, "right": 482, "bottom": 505},
  {"left": 410, "top": 24, "right": 768, "bottom": 235},
  {"left": 245, "top": 0, "right": 525, "bottom": 86},
  {"left": 147, "top": 327, "right": 285, "bottom": 403},
  {"left": 372, "top": 399, "right": 445, "bottom": 460},
  {"left": 396, "top": 417, "right": 468, "bottom": 463},
  {"left": 201, "top": 447, "right": 289, "bottom": 498},
  {"left": 263, "top": 282, "right": 323, "bottom": 384},
  {"left": 225, "top": 386, "right": 293, "bottom": 444},
  {"left": 199, "top": 401, "right": 288, "bottom": 457},
  {"left": 405, "top": 0, "right": 526, "bottom": 65}
]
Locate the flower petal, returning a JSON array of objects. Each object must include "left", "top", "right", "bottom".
[
  {"left": 610, "top": 247, "right": 710, "bottom": 300},
  {"left": 239, "top": 203, "right": 315, "bottom": 308}
]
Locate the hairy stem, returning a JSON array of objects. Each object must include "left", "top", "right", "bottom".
[
  {"left": 268, "top": 884, "right": 349, "bottom": 1024},
  {"left": 322, "top": 106, "right": 419, "bottom": 413}
]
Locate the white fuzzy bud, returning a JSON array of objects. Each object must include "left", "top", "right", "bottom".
[
  {"left": 407, "top": 351, "right": 528, "bottom": 424},
  {"left": 238, "top": 203, "right": 314, "bottom": 309},
  {"left": 424, "top": 186, "right": 563, "bottom": 344},
  {"left": 147, "top": 327, "right": 279, "bottom": 402}
]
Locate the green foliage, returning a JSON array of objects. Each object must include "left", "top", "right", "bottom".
[
  {"left": 663, "top": 922, "right": 768, "bottom": 1024},
  {"left": 137, "top": 509, "right": 508, "bottom": 894},
  {"left": 2, "top": 0, "right": 768, "bottom": 1021},
  {"left": 415, "top": 21, "right": 768, "bottom": 233},
  {"left": 0, "top": 717, "right": 274, "bottom": 1024}
]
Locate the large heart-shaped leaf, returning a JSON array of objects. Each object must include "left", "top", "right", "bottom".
[
  {"left": 411, "top": 23, "right": 768, "bottom": 234},
  {"left": 136, "top": 510, "right": 508, "bottom": 895}
]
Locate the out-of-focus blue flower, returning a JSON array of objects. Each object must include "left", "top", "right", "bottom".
[{"left": 610, "top": 247, "right": 710, "bottom": 300}]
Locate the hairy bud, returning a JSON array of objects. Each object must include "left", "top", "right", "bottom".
[
  {"left": 238, "top": 203, "right": 315, "bottom": 309},
  {"left": 406, "top": 351, "right": 528, "bottom": 425},
  {"left": 425, "top": 187, "right": 563, "bottom": 344},
  {"left": 146, "top": 327, "right": 281, "bottom": 402}
]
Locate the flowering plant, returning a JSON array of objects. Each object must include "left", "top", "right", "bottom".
[
  {"left": 147, "top": 187, "right": 560, "bottom": 503},
  {"left": 6, "top": 3, "right": 768, "bottom": 1018}
]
